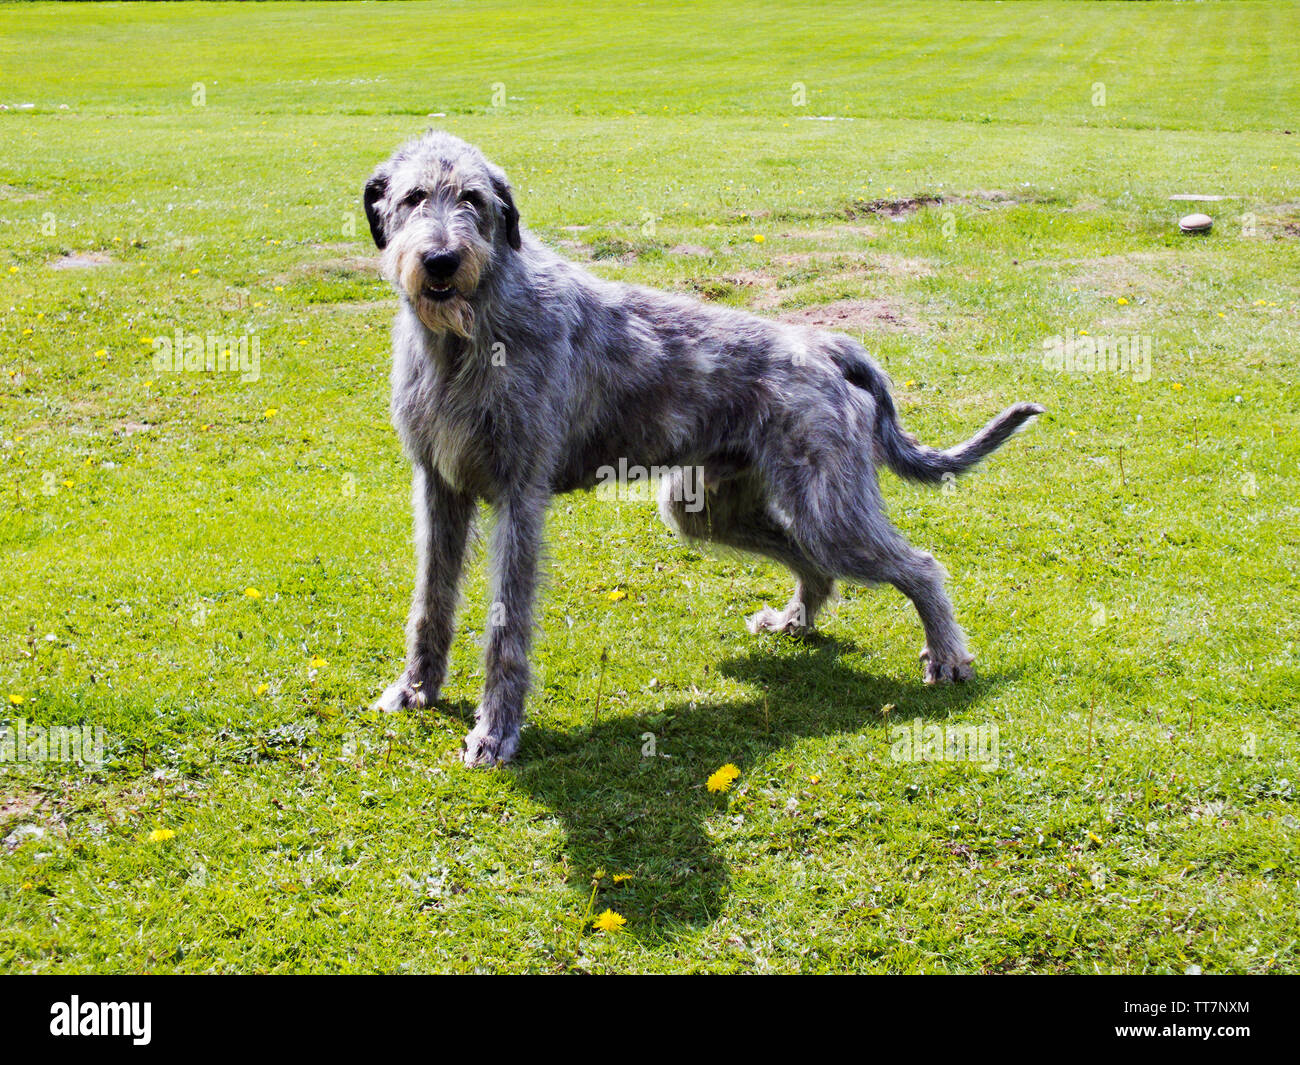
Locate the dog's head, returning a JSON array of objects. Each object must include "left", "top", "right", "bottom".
[{"left": 364, "top": 131, "right": 521, "bottom": 338}]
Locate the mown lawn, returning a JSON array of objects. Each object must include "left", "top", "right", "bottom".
[{"left": 1, "top": 0, "right": 1297, "bottom": 973}]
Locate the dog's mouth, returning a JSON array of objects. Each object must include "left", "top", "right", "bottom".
[{"left": 422, "top": 280, "right": 458, "bottom": 302}]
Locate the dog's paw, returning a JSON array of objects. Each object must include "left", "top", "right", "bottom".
[
  {"left": 920, "top": 646, "right": 975, "bottom": 685},
  {"left": 371, "top": 676, "right": 431, "bottom": 713},
  {"left": 746, "top": 605, "right": 811, "bottom": 636},
  {"left": 461, "top": 721, "right": 519, "bottom": 768}
]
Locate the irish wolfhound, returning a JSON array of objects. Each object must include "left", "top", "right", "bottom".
[{"left": 363, "top": 131, "right": 1043, "bottom": 766}]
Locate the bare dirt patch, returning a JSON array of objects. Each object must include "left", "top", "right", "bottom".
[
  {"left": 0, "top": 184, "right": 45, "bottom": 203},
  {"left": 869, "top": 254, "right": 934, "bottom": 279},
  {"left": 299, "top": 255, "right": 378, "bottom": 277},
  {"left": 51, "top": 252, "right": 114, "bottom": 270},
  {"left": 1053, "top": 250, "right": 1189, "bottom": 297},
  {"left": 780, "top": 224, "right": 879, "bottom": 242},
  {"left": 843, "top": 194, "right": 942, "bottom": 220},
  {"left": 557, "top": 238, "right": 594, "bottom": 259},
  {"left": 669, "top": 243, "right": 711, "bottom": 257},
  {"left": 318, "top": 300, "right": 391, "bottom": 315},
  {"left": 0, "top": 793, "right": 43, "bottom": 826},
  {"left": 776, "top": 297, "right": 920, "bottom": 333},
  {"left": 1254, "top": 201, "right": 1300, "bottom": 239},
  {"left": 686, "top": 270, "right": 779, "bottom": 307},
  {"left": 943, "top": 189, "right": 1020, "bottom": 208},
  {"left": 772, "top": 251, "right": 933, "bottom": 280}
]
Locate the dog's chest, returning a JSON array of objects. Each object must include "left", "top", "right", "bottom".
[
  {"left": 394, "top": 357, "right": 504, "bottom": 497},
  {"left": 427, "top": 405, "right": 495, "bottom": 495}
]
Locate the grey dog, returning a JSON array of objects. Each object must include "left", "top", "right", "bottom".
[{"left": 363, "top": 130, "right": 1043, "bottom": 766}]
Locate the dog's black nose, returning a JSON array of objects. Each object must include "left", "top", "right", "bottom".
[{"left": 422, "top": 250, "right": 461, "bottom": 279}]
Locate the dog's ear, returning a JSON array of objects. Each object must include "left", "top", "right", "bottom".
[
  {"left": 490, "top": 171, "right": 521, "bottom": 251},
  {"left": 363, "top": 168, "right": 390, "bottom": 250}
]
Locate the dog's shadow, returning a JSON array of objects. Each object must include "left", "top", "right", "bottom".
[{"left": 434, "top": 637, "right": 997, "bottom": 936}]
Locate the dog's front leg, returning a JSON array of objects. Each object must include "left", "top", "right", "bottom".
[
  {"left": 462, "top": 487, "right": 547, "bottom": 766},
  {"left": 373, "top": 463, "right": 475, "bottom": 712}
]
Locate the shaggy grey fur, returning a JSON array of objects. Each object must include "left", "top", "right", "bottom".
[{"left": 364, "top": 131, "right": 1043, "bottom": 766}]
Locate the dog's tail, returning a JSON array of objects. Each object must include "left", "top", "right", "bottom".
[{"left": 832, "top": 345, "right": 1044, "bottom": 484}]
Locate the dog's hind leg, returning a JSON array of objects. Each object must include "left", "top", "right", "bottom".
[
  {"left": 871, "top": 546, "right": 974, "bottom": 684},
  {"left": 658, "top": 468, "right": 834, "bottom": 635},
  {"left": 762, "top": 458, "right": 974, "bottom": 684}
]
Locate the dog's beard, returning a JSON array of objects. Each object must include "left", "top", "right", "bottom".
[
  {"left": 412, "top": 285, "right": 475, "bottom": 339},
  {"left": 383, "top": 230, "right": 487, "bottom": 340}
]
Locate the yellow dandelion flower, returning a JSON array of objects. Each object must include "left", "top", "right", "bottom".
[
  {"left": 592, "top": 909, "right": 626, "bottom": 932},
  {"left": 606, "top": 588, "right": 627, "bottom": 602},
  {"left": 9, "top": 694, "right": 25, "bottom": 706},
  {"left": 753, "top": 234, "right": 766, "bottom": 244},
  {"left": 1117, "top": 297, "right": 1129, "bottom": 305},
  {"left": 147, "top": 828, "right": 175, "bottom": 843},
  {"left": 612, "top": 873, "right": 633, "bottom": 884},
  {"left": 264, "top": 407, "right": 278, "bottom": 419},
  {"left": 244, "top": 587, "right": 262, "bottom": 599},
  {"left": 309, "top": 656, "right": 327, "bottom": 669},
  {"left": 22, "top": 328, "right": 33, "bottom": 336},
  {"left": 255, "top": 682, "right": 269, "bottom": 695},
  {"left": 707, "top": 763, "right": 741, "bottom": 793},
  {"left": 1171, "top": 382, "right": 1184, "bottom": 391}
]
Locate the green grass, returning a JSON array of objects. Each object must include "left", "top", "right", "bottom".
[{"left": 1, "top": 0, "right": 1298, "bottom": 973}]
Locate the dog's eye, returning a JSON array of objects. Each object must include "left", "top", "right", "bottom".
[
  {"left": 401, "top": 190, "right": 427, "bottom": 209},
  {"left": 459, "top": 190, "right": 484, "bottom": 210}
]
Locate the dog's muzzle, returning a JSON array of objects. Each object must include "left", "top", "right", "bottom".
[
  {"left": 382, "top": 218, "right": 488, "bottom": 338},
  {"left": 421, "top": 250, "right": 462, "bottom": 301}
]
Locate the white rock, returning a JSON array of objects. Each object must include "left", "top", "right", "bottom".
[{"left": 1179, "top": 213, "right": 1213, "bottom": 233}]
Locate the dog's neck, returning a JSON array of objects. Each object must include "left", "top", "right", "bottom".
[{"left": 411, "top": 299, "right": 498, "bottom": 381}]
